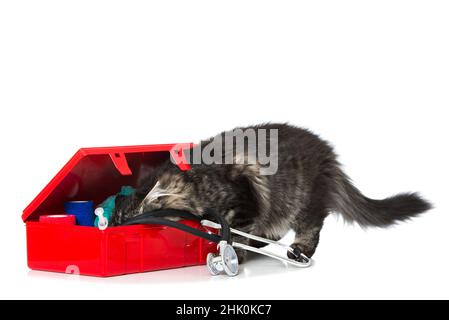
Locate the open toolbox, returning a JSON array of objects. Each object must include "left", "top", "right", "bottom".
[{"left": 22, "top": 144, "right": 218, "bottom": 277}]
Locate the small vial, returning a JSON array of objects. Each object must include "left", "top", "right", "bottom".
[{"left": 94, "top": 207, "right": 109, "bottom": 231}]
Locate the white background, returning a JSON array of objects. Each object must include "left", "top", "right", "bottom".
[{"left": 1, "top": 1, "right": 448, "bottom": 299}]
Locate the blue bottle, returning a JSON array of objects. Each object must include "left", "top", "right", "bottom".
[{"left": 64, "top": 201, "right": 95, "bottom": 226}]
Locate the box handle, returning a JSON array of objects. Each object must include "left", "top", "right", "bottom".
[{"left": 109, "top": 152, "right": 132, "bottom": 176}]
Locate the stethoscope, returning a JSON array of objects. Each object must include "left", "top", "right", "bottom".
[{"left": 117, "top": 208, "right": 312, "bottom": 276}]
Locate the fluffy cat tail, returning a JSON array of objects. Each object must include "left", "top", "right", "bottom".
[{"left": 331, "top": 170, "right": 432, "bottom": 227}]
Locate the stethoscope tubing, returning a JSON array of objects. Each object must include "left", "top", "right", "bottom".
[{"left": 122, "top": 208, "right": 312, "bottom": 268}]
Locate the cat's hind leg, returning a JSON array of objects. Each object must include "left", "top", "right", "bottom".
[{"left": 288, "top": 177, "right": 330, "bottom": 259}]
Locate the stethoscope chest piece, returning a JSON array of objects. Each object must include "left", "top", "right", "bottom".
[{"left": 207, "top": 241, "right": 239, "bottom": 276}]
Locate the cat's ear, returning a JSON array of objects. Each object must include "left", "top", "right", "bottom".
[{"left": 135, "top": 159, "right": 179, "bottom": 191}]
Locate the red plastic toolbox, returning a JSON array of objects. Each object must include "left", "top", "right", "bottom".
[{"left": 22, "top": 144, "right": 217, "bottom": 277}]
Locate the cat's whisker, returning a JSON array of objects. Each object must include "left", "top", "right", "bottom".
[{"left": 138, "top": 191, "right": 184, "bottom": 214}]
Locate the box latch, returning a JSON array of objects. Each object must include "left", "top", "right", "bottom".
[{"left": 169, "top": 146, "right": 191, "bottom": 171}]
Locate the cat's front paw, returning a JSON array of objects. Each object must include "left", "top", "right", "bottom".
[{"left": 288, "top": 243, "right": 315, "bottom": 262}]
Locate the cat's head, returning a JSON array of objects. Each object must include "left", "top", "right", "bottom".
[
  {"left": 137, "top": 169, "right": 199, "bottom": 213},
  {"left": 111, "top": 162, "right": 202, "bottom": 225}
]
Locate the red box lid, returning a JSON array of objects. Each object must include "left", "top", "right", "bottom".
[{"left": 22, "top": 144, "right": 192, "bottom": 222}]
